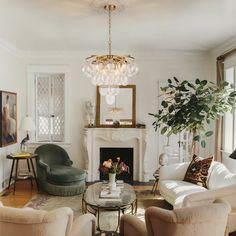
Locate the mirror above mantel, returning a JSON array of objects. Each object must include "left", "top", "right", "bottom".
[{"left": 96, "top": 85, "right": 136, "bottom": 128}]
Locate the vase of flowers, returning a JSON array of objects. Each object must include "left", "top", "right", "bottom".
[
  {"left": 99, "top": 157, "right": 129, "bottom": 190},
  {"left": 108, "top": 173, "right": 116, "bottom": 190}
]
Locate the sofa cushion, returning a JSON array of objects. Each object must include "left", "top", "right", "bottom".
[
  {"left": 183, "top": 155, "right": 213, "bottom": 188},
  {"left": 229, "top": 150, "right": 236, "bottom": 160},
  {"left": 46, "top": 165, "right": 86, "bottom": 184},
  {"left": 159, "top": 180, "right": 207, "bottom": 208},
  {"left": 208, "top": 162, "right": 236, "bottom": 189}
]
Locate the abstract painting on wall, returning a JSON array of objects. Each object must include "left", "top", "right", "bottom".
[{"left": 0, "top": 91, "right": 17, "bottom": 147}]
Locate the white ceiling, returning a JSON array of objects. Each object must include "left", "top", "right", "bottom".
[{"left": 0, "top": 0, "right": 236, "bottom": 52}]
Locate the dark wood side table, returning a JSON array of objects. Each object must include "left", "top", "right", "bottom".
[{"left": 6, "top": 153, "right": 39, "bottom": 194}]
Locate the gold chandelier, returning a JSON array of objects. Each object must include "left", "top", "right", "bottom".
[{"left": 82, "top": 4, "right": 138, "bottom": 105}]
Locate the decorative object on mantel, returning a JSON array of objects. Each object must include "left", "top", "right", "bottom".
[
  {"left": 99, "top": 157, "right": 129, "bottom": 190},
  {"left": 0, "top": 90, "right": 17, "bottom": 147},
  {"left": 82, "top": 4, "right": 138, "bottom": 105},
  {"left": 85, "top": 101, "right": 96, "bottom": 127},
  {"left": 136, "top": 122, "right": 146, "bottom": 129},
  {"left": 112, "top": 120, "right": 120, "bottom": 128},
  {"left": 149, "top": 77, "right": 236, "bottom": 156}
]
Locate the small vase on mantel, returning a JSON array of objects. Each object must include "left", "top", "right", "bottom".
[{"left": 108, "top": 173, "right": 116, "bottom": 190}]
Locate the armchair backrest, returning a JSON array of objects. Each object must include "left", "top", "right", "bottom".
[
  {"left": 0, "top": 204, "right": 73, "bottom": 236},
  {"left": 145, "top": 203, "right": 229, "bottom": 236},
  {"left": 35, "top": 144, "right": 71, "bottom": 167}
]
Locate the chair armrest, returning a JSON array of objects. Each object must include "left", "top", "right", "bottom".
[
  {"left": 120, "top": 214, "right": 147, "bottom": 236},
  {"left": 70, "top": 213, "right": 96, "bottom": 236},
  {"left": 182, "top": 184, "right": 236, "bottom": 208},
  {"left": 159, "top": 162, "right": 189, "bottom": 181},
  {"left": 37, "top": 160, "right": 50, "bottom": 172},
  {"left": 64, "top": 159, "right": 73, "bottom": 166}
]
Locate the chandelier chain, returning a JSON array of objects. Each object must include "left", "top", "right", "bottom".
[{"left": 108, "top": 6, "right": 112, "bottom": 56}]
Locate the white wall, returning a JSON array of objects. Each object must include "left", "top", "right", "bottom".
[
  {"left": 21, "top": 50, "right": 211, "bottom": 180},
  {"left": 135, "top": 51, "right": 211, "bottom": 176},
  {"left": 0, "top": 47, "right": 212, "bottom": 187},
  {"left": 0, "top": 44, "right": 25, "bottom": 191}
]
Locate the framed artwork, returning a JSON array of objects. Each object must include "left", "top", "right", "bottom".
[{"left": 0, "top": 91, "right": 17, "bottom": 147}]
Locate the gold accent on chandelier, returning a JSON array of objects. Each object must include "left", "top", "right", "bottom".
[{"left": 82, "top": 3, "right": 138, "bottom": 105}]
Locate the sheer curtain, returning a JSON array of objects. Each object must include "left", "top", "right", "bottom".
[
  {"left": 215, "top": 57, "right": 224, "bottom": 162},
  {"left": 215, "top": 49, "right": 236, "bottom": 162}
]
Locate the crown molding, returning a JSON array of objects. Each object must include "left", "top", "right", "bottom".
[
  {"left": 0, "top": 37, "right": 209, "bottom": 60},
  {"left": 22, "top": 49, "right": 209, "bottom": 61},
  {"left": 210, "top": 36, "right": 236, "bottom": 58}
]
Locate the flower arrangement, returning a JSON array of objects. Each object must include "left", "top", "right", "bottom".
[{"left": 99, "top": 157, "right": 129, "bottom": 175}]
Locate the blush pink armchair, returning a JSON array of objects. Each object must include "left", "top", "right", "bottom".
[
  {"left": 0, "top": 202, "right": 96, "bottom": 236},
  {"left": 120, "top": 200, "right": 230, "bottom": 236}
]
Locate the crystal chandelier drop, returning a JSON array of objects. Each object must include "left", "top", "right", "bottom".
[{"left": 82, "top": 4, "right": 138, "bottom": 105}]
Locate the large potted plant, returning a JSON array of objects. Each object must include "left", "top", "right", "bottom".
[{"left": 149, "top": 77, "right": 236, "bottom": 155}]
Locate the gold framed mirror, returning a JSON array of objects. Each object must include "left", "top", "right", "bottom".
[{"left": 96, "top": 85, "right": 136, "bottom": 128}]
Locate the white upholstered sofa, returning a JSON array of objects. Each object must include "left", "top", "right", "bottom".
[{"left": 159, "top": 161, "right": 236, "bottom": 233}]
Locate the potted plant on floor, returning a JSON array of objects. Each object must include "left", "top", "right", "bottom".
[{"left": 149, "top": 77, "right": 236, "bottom": 155}]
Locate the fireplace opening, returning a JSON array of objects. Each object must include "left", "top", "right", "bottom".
[{"left": 100, "top": 147, "right": 133, "bottom": 182}]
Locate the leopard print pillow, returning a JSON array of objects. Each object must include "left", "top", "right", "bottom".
[{"left": 183, "top": 155, "right": 213, "bottom": 188}]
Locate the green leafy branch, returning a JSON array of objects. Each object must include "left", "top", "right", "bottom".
[{"left": 149, "top": 77, "right": 236, "bottom": 150}]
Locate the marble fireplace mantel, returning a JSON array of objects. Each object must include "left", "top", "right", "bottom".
[{"left": 83, "top": 128, "right": 148, "bottom": 182}]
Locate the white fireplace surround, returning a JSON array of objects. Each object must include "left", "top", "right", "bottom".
[{"left": 83, "top": 128, "right": 148, "bottom": 182}]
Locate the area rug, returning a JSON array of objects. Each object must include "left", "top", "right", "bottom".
[{"left": 25, "top": 189, "right": 172, "bottom": 232}]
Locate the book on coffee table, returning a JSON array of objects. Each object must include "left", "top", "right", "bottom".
[
  {"left": 100, "top": 188, "right": 121, "bottom": 199},
  {"left": 116, "top": 180, "right": 124, "bottom": 188}
]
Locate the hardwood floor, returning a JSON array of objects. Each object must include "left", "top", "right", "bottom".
[
  {"left": 1, "top": 180, "right": 236, "bottom": 235},
  {"left": 0, "top": 180, "right": 153, "bottom": 208},
  {"left": 0, "top": 180, "right": 38, "bottom": 207}
]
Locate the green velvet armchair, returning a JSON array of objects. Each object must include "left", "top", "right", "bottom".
[{"left": 35, "top": 144, "right": 86, "bottom": 196}]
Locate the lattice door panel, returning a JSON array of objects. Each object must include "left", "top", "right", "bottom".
[
  {"left": 51, "top": 74, "right": 65, "bottom": 142},
  {"left": 35, "top": 73, "right": 65, "bottom": 142},
  {"left": 36, "top": 75, "right": 51, "bottom": 141}
]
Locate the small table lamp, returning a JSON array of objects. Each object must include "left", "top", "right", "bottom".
[{"left": 20, "top": 116, "right": 36, "bottom": 151}]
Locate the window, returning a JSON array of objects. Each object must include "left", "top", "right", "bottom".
[
  {"left": 223, "top": 65, "right": 236, "bottom": 152},
  {"left": 27, "top": 65, "right": 70, "bottom": 144},
  {"left": 35, "top": 73, "right": 65, "bottom": 142}
]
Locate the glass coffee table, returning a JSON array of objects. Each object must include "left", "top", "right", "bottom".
[{"left": 82, "top": 182, "right": 137, "bottom": 233}]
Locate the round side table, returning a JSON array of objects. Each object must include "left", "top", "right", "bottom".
[{"left": 6, "top": 153, "right": 39, "bottom": 194}]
